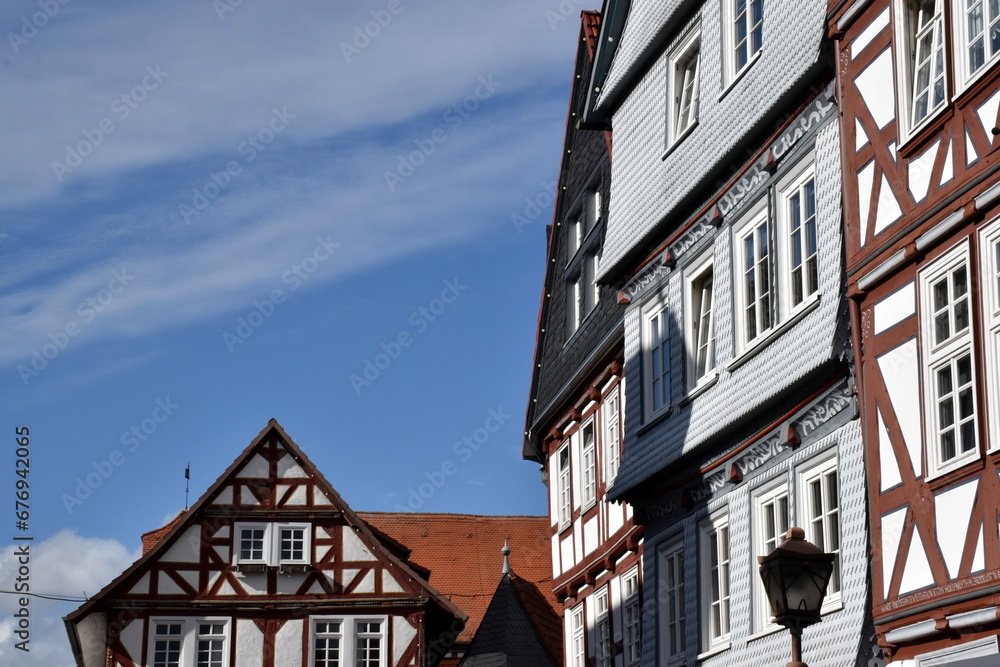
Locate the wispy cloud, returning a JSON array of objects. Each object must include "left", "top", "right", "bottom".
[{"left": 1, "top": 0, "right": 569, "bottom": 378}]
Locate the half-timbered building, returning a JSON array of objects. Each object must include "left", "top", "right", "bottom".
[
  {"left": 828, "top": 0, "right": 1000, "bottom": 662},
  {"left": 64, "top": 420, "right": 469, "bottom": 667},
  {"left": 579, "top": 0, "right": 876, "bottom": 665},
  {"left": 522, "top": 11, "right": 644, "bottom": 667}
]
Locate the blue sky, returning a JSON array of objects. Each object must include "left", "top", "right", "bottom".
[{"left": 0, "top": 0, "right": 596, "bottom": 662}]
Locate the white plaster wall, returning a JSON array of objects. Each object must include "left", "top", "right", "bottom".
[
  {"left": 273, "top": 619, "right": 302, "bottom": 666},
  {"left": 236, "top": 619, "right": 263, "bottom": 667}
]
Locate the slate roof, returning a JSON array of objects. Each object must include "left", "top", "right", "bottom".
[
  {"left": 457, "top": 573, "right": 561, "bottom": 667},
  {"left": 357, "top": 512, "right": 557, "bottom": 648}
]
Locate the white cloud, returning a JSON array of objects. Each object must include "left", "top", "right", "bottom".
[{"left": 0, "top": 530, "right": 140, "bottom": 666}]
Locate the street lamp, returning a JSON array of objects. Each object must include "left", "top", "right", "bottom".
[{"left": 757, "top": 527, "right": 836, "bottom": 667}]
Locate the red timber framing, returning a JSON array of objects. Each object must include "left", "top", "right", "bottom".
[
  {"left": 540, "top": 355, "right": 643, "bottom": 605},
  {"left": 830, "top": 0, "right": 1000, "bottom": 661},
  {"left": 64, "top": 419, "right": 465, "bottom": 667}
]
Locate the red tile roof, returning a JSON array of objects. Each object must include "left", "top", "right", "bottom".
[
  {"left": 357, "top": 512, "right": 556, "bottom": 645},
  {"left": 140, "top": 512, "right": 183, "bottom": 555},
  {"left": 140, "top": 508, "right": 557, "bottom": 647}
]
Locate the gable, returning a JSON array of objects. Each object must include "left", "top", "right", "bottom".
[{"left": 68, "top": 420, "right": 465, "bottom": 618}]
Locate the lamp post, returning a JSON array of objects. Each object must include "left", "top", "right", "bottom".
[{"left": 757, "top": 527, "right": 836, "bottom": 667}]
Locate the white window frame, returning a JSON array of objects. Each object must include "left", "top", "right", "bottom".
[
  {"left": 603, "top": 386, "right": 622, "bottom": 484},
  {"left": 667, "top": 25, "right": 701, "bottom": 147},
  {"left": 570, "top": 603, "right": 586, "bottom": 667},
  {"left": 733, "top": 198, "right": 773, "bottom": 350},
  {"left": 914, "top": 635, "right": 999, "bottom": 665},
  {"left": 595, "top": 586, "right": 613, "bottom": 667},
  {"left": 894, "top": 0, "right": 948, "bottom": 143},
  {"left": 685, "top": 250, "right": 716, "bottom": 390},
  {"left": 776, "top": 159, "right": 820, "bottom": 319},
  {"left": 567, "top": 272, "right": 582, "bottom": 335},
  {"left": 723, "top": 0, "right": 764, "bottom": 86},
  {"left": 953, "top": 0, "right": 1000, "bottom": 93},
  {"left": 557, "top": 443, "right": 572, "bottom": 530},
  {"left": 699, "top": 510, "right": 730, "bottom": 653},
  {"left": 622, "top": 567, "right": 642, "bottom": 667},
  {"left": 642, "top": 288, "right": 673, "bottom": 421},
  {"left": 148, "top": 618, "right": 231, "bottom": 667},
  {"left": 658, "top": 538, "right": 686, "bottom": 665},
  {"left": 584, "top": 248, "right": 600, "bottom": 315},
  {"left": 233, "top": 522, "right": 312, "bottom": 567},
  {"left": 797, "top": 454, "right": 842, "bottom": 612},
  {"left": 581, "top": 419, "right": 598, "bottom": 510},
  {"left": 980, "top": 218, "right": 1000, "bottom": 451},
  {"left": 920, "top": 241, "right": 980, "bottom": 477},
  {"left": 309, "top": 616, "right": 388, "bottom": 667},
  {"left": 752, "top": 480, "right": 790, "bottom": 632}
]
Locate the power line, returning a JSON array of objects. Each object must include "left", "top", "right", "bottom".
[{"left": 0, "top": 589, "right": 89, "bottom": 602}]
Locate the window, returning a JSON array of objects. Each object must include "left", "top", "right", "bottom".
[
  {"left": 233, "top": 523, "right": 311, "bottom": 567},
  {"left": 725, "top": 0, "right": 763, "bottom": 83},
  {"left": 896, "top": 0, "right": 947, "bottom": 136},
  {"left": 779, "top": 164, "right": 818, "bottom": 311},
  {"left": 658, "top": 540, "right": 685, "bottom": 664},
  {"left": 570, "top": 604, "right": 586, "bottom": 667},
  {"left": 957, "top": 0, "right": 1000, "bottom": 85},
  {"left": 355, "top": 620, "right": 383, "bottom": 667},
  {"left": 668, "top": 27, "right": 701, "bottom": 146},
  {"left": 581, "top": 421, "right": 597, "bottom": 509},
  {"left": 313, "top": 620, "right": 343, "bottom": 667},
  {"left": 153, "top": 621, "right": 183, "bottom": 667},
  {"left": 920, "top": 242, "right": 979, "bottom": 476},
  {"left": 733, "top": 154, "right": 822, "bottom": 352},
  {"left": 196, "top": 623, "right": 226, "bottom": 667},
  {"left": 753, "top": 483, "right": 789, "bottom": 629},
  {"left": 567, "top": 276, "right": 581, "bottom": 335},
  {"left": 799, "top": 456, "right": 841, "bottom": 607},
  {"left": 150, "top": 619, "right": 230, "bottom": 667},
  {"left": 567, "top": 248, "right": 600, "bottom": 335},
  {"left": 557, "top": 444, "right": 572, "bottom": 529},
  {"left": 700, "top": 512, "right": 730, "bottom": 651},
  {"left": 238, "top": 526, "right": 267, "bottom": 564},
  {"left": 603, "top": 387, "right": 621, "bottom": 483},
  {"left": 622, "top": 568, "right": 641, "bottom": 667},
  {"left": 980, "top": 220, "right": 1000, "bottom": 450},
  {"left": 584, "top": 250, "right": 600, "bottom": 314},
  {"left": 311, "top": 617, "right": 386, "bottom": 667},
  {"left": 596, "top": 587, "right": 612, "bottom": 667},
  {"left": 685, "top": 253, "right": 716, "bottom": 388},
  {"left": 566, "top": 184, "right": 603, "bottom": 337},
  {"left": 642, "top": 294, "right": 672, "bottom": 419},
  {"left": 736, "top": 206, "right": 773, "bottom": 346}
]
